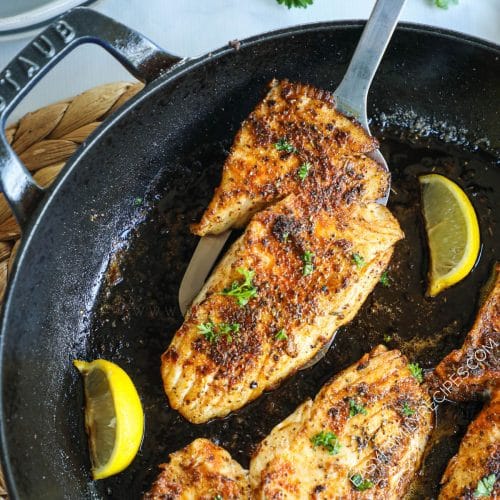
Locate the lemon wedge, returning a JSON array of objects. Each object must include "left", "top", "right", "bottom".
[
  {"left": 73, "top": 359, "right": 144, "bottom": 480},
  {"left": 419, "top": 173, "right": 480, "bottom": 296}
]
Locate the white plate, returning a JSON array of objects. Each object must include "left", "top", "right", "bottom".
[{"left": 0, "top": 0, "right": 95, "bottom": 38}]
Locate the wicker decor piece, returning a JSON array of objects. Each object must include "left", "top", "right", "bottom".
[{"left": 0, "top": 80, "right": 144, "bottom": 497}]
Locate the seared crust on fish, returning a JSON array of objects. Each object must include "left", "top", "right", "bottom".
[
  {"left": 433, "top": 263, "right": 500, "bottom": 401},
  {"left": 143, "top": 438, "right": 250, "bottom": 499},
  {"left": 162, "top": 185, "right": 403, "bottom": 423},
  {"left": 250, "top": 346, "right": 433, "bottom": 499},
  {"left": 192, "top": 79, "right": 386, "bottom": 236},
  {"left": 439, "top": 387, "right": 499, "bottom": 499}
]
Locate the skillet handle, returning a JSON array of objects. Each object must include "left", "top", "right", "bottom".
[{"left": 0, "top": 7, "right": 180, "bottom": 229}]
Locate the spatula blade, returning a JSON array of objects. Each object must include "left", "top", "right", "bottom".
[{"left": 178, "top": 231, "right": 231, "bottom": 315}]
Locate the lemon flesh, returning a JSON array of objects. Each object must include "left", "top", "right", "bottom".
[
  {"left": 73, "top": 359, "right": 144, "bottom": 480},
  {"left": 419, "top": 173, "right": 480, "bottom": 296}
]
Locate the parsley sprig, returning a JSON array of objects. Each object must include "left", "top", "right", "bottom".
[
  {"left": 350, "top": 474, "right": 374, "bottom": 491},
  {"left": 380, "top": 271, "right": 390, "bottom": 287},
  {"left": 297, "top": 162, "right": 312, "bottom": 181},
  {"left": 474, "top": 474, "right": 496, "bottom": 498},
  {"left": 198, "top": 321, "right": 240, "bottom": 343},
  {"left": 349, "top": 399, "right": 367, "bottom": 417},
  {"left": 408, "top": 362, "right": 424, "bottom": 383},
  {"left": 275, "top": 138, "right": 297, "bottom": 153},
  {"left": 311, "top": 431, "right": 341, "bottom": 455},
  {"left": 352, "top": 253, "right": 365, "bottom": 268},
  {"left": 402, "top": 402, "right": 415, "bottom": 417},
  {"left": 435, "top": 0, "right": 458, "bottom": 9},
  {"left": 275, "top": 329, "right": 288, "bottom": 341},
  {"left": 276, "top": 0, "right": 314, "bottom": 8},
  {"left": 220, "top": 268, "right": 258, "bottom": 306},
  {"left": 302, "top": 250, "right": 315, "bottom": 276}
]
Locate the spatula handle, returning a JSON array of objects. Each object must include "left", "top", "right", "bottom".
[{"left": 334, "top": 0, "right": 406, "bottom": 131}]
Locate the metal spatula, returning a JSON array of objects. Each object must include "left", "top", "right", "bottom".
[{"left": 179, "top": 0, "right": 406, "bottom": 316}]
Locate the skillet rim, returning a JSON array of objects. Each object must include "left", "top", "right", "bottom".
[{"left": 0, "top": 19, "right": 498, "bottom": 498}]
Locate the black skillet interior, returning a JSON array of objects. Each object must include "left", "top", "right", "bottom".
[{"left": 1, "top": 22, "right": 499, "bottom": 499}]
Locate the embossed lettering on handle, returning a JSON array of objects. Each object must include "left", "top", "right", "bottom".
[
  {"left": 0, "top": 21, "right": 76, "bottom": 115},
  {"left": 0, "top": 7, "right": 180, "bottom": 229}
]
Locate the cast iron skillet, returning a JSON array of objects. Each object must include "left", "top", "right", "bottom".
[{"left": 0, "top": 7, "right": 498, "bottom": 499}]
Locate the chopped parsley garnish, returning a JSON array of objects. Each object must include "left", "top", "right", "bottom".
[
  {"left": 352, "top": 253, "right": 365, "bottom": 268},
  {"left": 383, "top": 333, "right": 393, "bottom": 343},
  {"left": 275, "top": 329, "right": 288, "bottom": 341},
  {"left": 220, "top": 267, "right": 257, "bottom": 306},
  {"left": 134, "top": 197, "right": 143, "bottom": 206},
  {"left": 275, "top": 138, "right": 297, "bottom": 153},
  {"left": 474, "top": 474, "right": 496, "bottom": 498},
  {"left": 311, "top": 431, "right": 341, "bottom": 455},
  {"left": 408, "top": 362, "right": 424, "bottom": 383},
  {"left": 276, "top": 0, "right": 314, "bottom": 8},
  {"left": 302, "top": 250, "right": 314, "bottom": 276},
  {"left": 214, "top": 495, "right": 223, "bottom": 500},
  {"left": 350, "top": 474, "right": 374, "bottom": 491},
  {"left": 434, "top": 0, "right": 458, "bottom": 9},
  {"left": 402, "top": 402, "right": 415, "bottom": 417},
  {"left": 197, "top": 321, "right": 240, "bottom": 343},
  {"left": 198, "top": 321, "right": 217, "bottom": 342},
  {"left": 349, "top": 399, "right": 367, "bottom": 417},
  {"left": 297, "top": 162, "right": 312, "bottom": 181},
  {"left": 380, "top": 271, "right": 390, "bottom": 287}
]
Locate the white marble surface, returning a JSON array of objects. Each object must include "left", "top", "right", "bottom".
[{"left": 0, "top": 0, "right": 499, "bottom": 122}]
